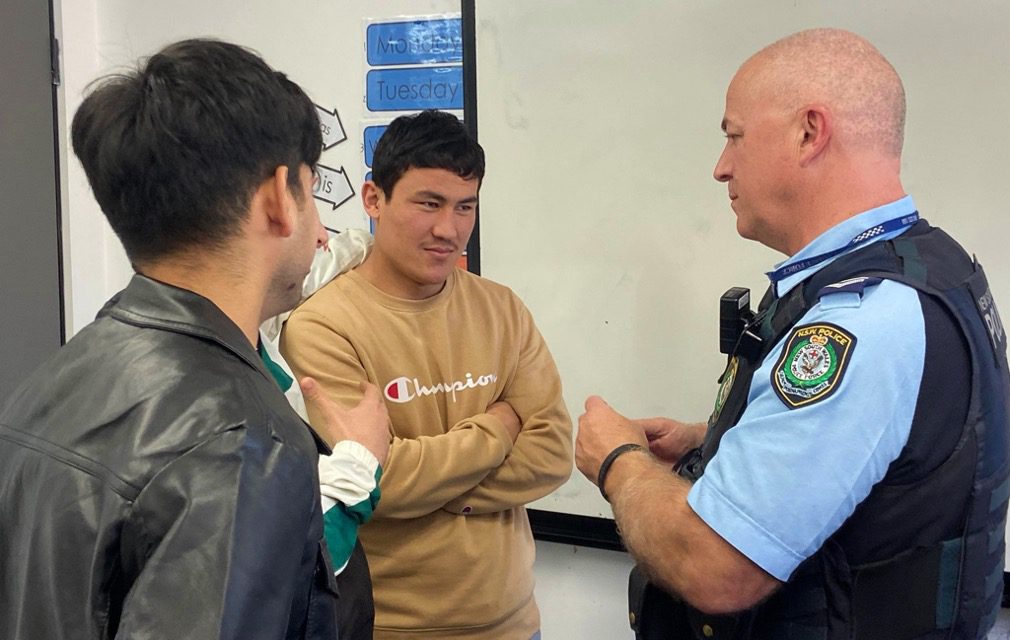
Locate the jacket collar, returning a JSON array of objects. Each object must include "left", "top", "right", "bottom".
[
  {"left": 100, "top": 274, "right": 264, "bottom": 371},
  {"left": 99, "top": 274, "right": 332, "bottom": 454}
]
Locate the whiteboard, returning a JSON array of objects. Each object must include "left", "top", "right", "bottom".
[
  {"left": 474, "top": 1, "right": 1010, "bottom": 519},
  {"left": 88, "top": 0, "right": 461, "bottom": 235}
]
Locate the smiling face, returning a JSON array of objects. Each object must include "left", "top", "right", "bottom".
[
  {"left": 360, "top": 166, "right": 479, "bottom": 300},
  {"left": 712, "top": 62, "right": 801, "bottom": 254}
]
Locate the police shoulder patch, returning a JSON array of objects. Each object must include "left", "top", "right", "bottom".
[
  {"left": 709, "top": 356, "right": 739, "bottom": 425},
  {"left": 771, "top": 322, "right": 857, "bottom": 409}
]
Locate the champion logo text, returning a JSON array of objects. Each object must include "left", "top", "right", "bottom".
[{"left": 384, "top": 372, "right": 499, "bottom": 404}]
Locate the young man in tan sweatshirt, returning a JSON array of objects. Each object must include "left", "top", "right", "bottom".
[{"left": 281, "top": 110, "right": 573, "bottom": 640}]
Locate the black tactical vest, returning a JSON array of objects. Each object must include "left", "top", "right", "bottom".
[{"left": 631, "top": 221, "right": 1010, "bottom": 640}]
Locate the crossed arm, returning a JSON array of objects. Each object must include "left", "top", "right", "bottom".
[
  {"left": 443, "top": 319, "right": 574, "bottom": 515},
  {"left": 281, "top": 307, "right": 573, "bottom": 520}
]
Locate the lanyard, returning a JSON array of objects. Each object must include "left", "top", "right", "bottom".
[{"left": 768, "top": 211, "right": 920, "bottom": 283}]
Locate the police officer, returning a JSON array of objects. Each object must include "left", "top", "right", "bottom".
[{"left": 575, "top": 28, "right": 1010, "bottom": 640}]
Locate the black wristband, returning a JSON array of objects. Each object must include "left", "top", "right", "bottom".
[{"left": 597, "top": 443, "right": 646, "bottom": 502}]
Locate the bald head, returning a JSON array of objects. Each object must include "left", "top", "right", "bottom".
[{"left": 739, "top": 28, "right": 906, "bottom": 157}]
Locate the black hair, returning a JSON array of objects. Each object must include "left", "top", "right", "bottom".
[
  {"left": 371, "top": 110, "right": 484, "bottom": 199},
  {"left": 71, "top": 38, "right": 322, "bottom": 264}
]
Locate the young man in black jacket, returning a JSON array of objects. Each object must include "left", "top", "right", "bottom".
[{"left": 0, "top": 39, "right": 388, "bottom": 640}]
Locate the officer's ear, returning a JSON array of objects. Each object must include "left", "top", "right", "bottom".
[{"left": 797, "top": 104, "right": 833, "bottom": 167}]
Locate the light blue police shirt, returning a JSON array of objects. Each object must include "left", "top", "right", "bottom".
[{"left": 687, "top": 196, "right": 927, "bottom": 581}]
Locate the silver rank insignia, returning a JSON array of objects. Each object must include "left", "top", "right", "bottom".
[{"left": 772, "top": 323, "right": 857, "bottom": 409}]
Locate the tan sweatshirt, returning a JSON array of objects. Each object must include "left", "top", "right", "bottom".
[{"left": 281, "top": 268, "right": 573, "bottom": 639}]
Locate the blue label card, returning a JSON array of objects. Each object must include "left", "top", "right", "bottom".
[
  {"left": 366, "top": 66, "right": 463, "bottom": 111},
  {"left": 367, "top": 18, "right": 463, "bottom": 66},
  {"left": 363, "top": 126, "right": 387, "bottom": 168}
]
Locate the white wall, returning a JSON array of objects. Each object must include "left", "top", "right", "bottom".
[{"left": 535, "top": 541, "right": 636, "bottom": 639}]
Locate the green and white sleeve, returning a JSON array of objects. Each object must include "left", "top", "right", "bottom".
[
  {"left": 258, "top": 318, "right": 382, "bottom": 576},
  {"left": 319, "top": 440, "right": 382, "bottom": 572}
]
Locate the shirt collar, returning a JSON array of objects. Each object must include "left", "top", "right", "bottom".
[{"left": 771, "top": 195, "right": 917, "bottom": 297}]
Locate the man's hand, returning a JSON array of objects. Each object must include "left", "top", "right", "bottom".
[
  {"left": 575, "top": 395, "right": 649, "bottom": 487},
  {"left": 486, "top": 401, "right": 522, "bottom": 443},
  {"left": 300, "top": 377, "right": 391, "bottom": 467},
  {"left": 634, "top": 417, "right": 706, "bottom": 464}
]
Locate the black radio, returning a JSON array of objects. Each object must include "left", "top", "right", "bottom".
[
  {"left": 719, "top": 287, "right": 754, "bottom": 355},
  {"left": 720, "top": 287, "right": 766, "bottom": 361}
]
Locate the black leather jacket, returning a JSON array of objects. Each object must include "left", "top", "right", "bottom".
[{"left": 0, "top": 275, "right": 339, "bottom": 639}]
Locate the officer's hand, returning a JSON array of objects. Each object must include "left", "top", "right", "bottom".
[
  {"left": 487, "top": 401, "right": 522, "bottom": 443},
  {"left": 300, "top": 377, "right": 391, "bottom": 467},
  {"left": 576, "top": 395, "right": 649, "bottom": 487},
  {"left": 634, "top": 417, "right": 706, "bottom": 464}
]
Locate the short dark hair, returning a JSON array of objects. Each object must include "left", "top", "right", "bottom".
[
  {"left": 371, "top": 110, "right": 484, "bottom": 198},
  {"left": 71, "top": 39, "right": 322, "bottom": 264}
]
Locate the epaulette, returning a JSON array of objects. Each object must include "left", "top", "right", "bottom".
[{"left": 816, "top": 276, "right": 884, "bottom": 309}]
